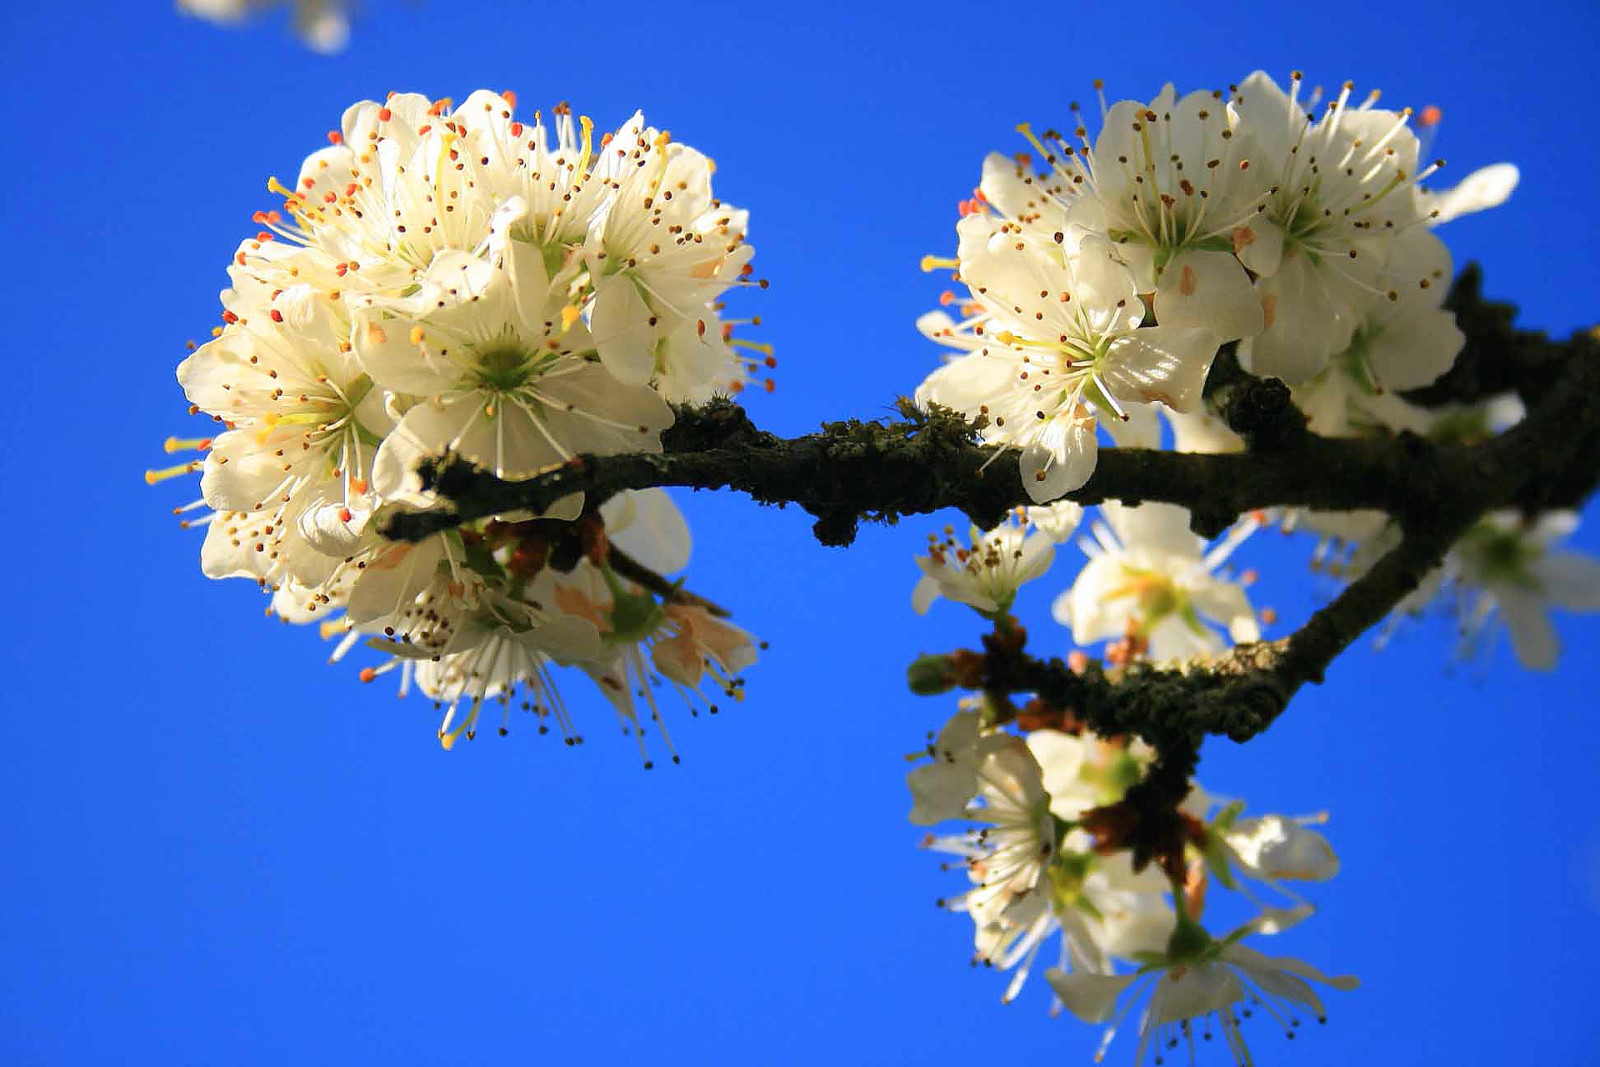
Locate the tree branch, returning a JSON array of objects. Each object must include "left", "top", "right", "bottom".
[{"left": 372, "top": 271, "right": 1598, "bottom": 753}]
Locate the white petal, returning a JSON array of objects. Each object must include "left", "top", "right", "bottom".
[
  {"left": 907, "top": 762, "right": 979, "bottom": 826},
  {"left": 1233, "top": 215, "right": 1285, "bottom": 277},
  {"left": 1424, "top": 163, "right": 1519, "bottom": 225},
  {"left": 1365, "top": 306, "right": 1464, "bottom": 392},
  {"left": 1529, "top": 552, "right": 1600, "bottom": 611},
  {"left": 589, "top": 275, "right": 659, "bottom": 387},
  {"left": 1154, "top": 250, "right": 1263, "bottom": 341},
  {"left": 1020, "top": 416, "right": 1098, "bottom": 502},
  {"left": 1241, "top": 254, "right": 1346, "bottom": 384},
  {"left": 601, "top": 488, "right": 691, "bottom": 574},
  {"left": 1498, "top": 589, "right": 1559, "bottom": 670},
  {"left": 1225, "top": 815, "right": 1339, "bottom": 881},
  {"left": 1101, "top": 326, "right": 1221, "bottom": 413},
  {"left": 1045, "top": 969, "right": 1136, "bottom": 1024}
]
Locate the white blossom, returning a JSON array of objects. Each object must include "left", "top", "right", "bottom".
[
  {"left": 1048, "top": 918, "right": 1358, "bottom": 1066},
  {"left": 912, "top": 517, "right": 1055, "bottom": 616},
  {"left": 1232, "top": 71, "right": 1439, "bottom": 384},
  {"left": 1044, "top": 84, "right": 1274, "bottom": 341},
  {"left": 1055, "top": 502, "right": 1260, "bottom": 660},
  {"left": 918, "top": 225, "right": 1221, "bottom": 501},
  {"left": 1446, "top": 511, "right": 1600, "bottom": 669}
]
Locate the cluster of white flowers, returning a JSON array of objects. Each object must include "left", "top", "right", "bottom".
[
  {"left": 150, "top": 91, "right": 764, "bottom": 757},
  {"left": 907, "top": 497, "right": 1360, "bottom": 1063},
  {"left": 905, "top": 72, "right": 1600, "bottom": 1063},
  {"left": 916, "top": 71, "right": 1520, "bottom": 503},
  {"left": 919, "top": 70, "right": 1600, "bottom": 672},
  {"left": 177, "top": 0, "right": 351, "bottom": 52},
  {"left": 909, "top": 702, "right": 1350, "bottom": 1064},
  {"left": 913, "top": 501, "right": 1263, "bottom": 667}
]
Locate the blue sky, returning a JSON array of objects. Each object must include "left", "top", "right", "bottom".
[{"left": 3, "top": 1, "right": 1599, "bottom": 1063}]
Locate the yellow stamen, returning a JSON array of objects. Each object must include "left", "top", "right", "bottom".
[
  {"left": 1015, "top": 121, "right": 1053, "bottom": 163},
  {"left": 144, "top": 462, "right": 201, "bottom": 485},
  {"left": 920, "top": 255, "right": 958, "bottom": 273},
  {"left": 163, "top": 436, "right": 211, "bottom": 454},
  {"left": 576, "top": 115, "right": 595, "bottom": 178}
]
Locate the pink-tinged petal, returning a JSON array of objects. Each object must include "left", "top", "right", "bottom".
[
  {"left": 1101, "top": 326, "right": 1220, "bottom": 413},
  {"left": 1155, "top": 250, "right": 1264, "bottom": 340},
  {"left": 1233, "top": 215, "right": 1285, "bottom": 277}
]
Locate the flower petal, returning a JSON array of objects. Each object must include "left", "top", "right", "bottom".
[
  {"left": 1101, "top": 326, "right": 1221, "bottom": 413},
  {"left": 1154, "top": 250, "right": 1263, "bottom": 341}
]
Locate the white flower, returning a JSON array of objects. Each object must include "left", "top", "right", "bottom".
[
  {"left": 586, "top": 132, "right": 757, "bottom": 401},
  {"left": 1446, "top": 510, "right": 1600, "bottom": 669},
  {"left": 927, "top": 744, "right": 1057, "bottom": 921},
  {"left": 1045, "top": 84, "right": 1273, "bottom": 341},
  {"left": 1232, "top": 71, "right": 1438, "bottom": 384},
  {"left": 1048, "top": 919, "right": 1358, "bottom": 1066},
  {"left": 1055, "top": 502, "right": 1260, "bottom": 659},
  {"left": 175, "top": 280, "right": 387, "bottom": 595},
  {"left": 356, "top": 218, "right": 674, "bottom": 502},
  {"left": 415, "top": 603, "right": 605, "bottom": 750},
  {"left": 178, "top": 0, "right": 349, "bottom": 51},
  {"left": 917, "top": 226, "right": 1221, "bottom": 501},
  {"left": 913, "top": 517, "right": 1055, "bottom": 616},
  {"left": 1291, "top": 227, "right": 1462, "bottom": 437}
]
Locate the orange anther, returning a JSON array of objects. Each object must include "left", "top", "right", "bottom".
[
  {"left": 327, "top": 130, "right": 343, "bottom": 145},
  {"left": 378, "top": 107, "right": 393, "bottom": 122}
]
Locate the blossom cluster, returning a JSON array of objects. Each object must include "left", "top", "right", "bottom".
[
  {"left": 916, "top": 69, "right": 1600, "bottom": 671},
  {"left": 916, "top": 71, "right": 1518, "bottom": 503},
  {"left": 909, "top": 500, "right": 1356, "bottom": 1064},
  {"left": 904, "top": 70, "right": 1599, "bottom": 1057},
  {"left": 150, "top": 91, "right": 763, "bottom": 756}
]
